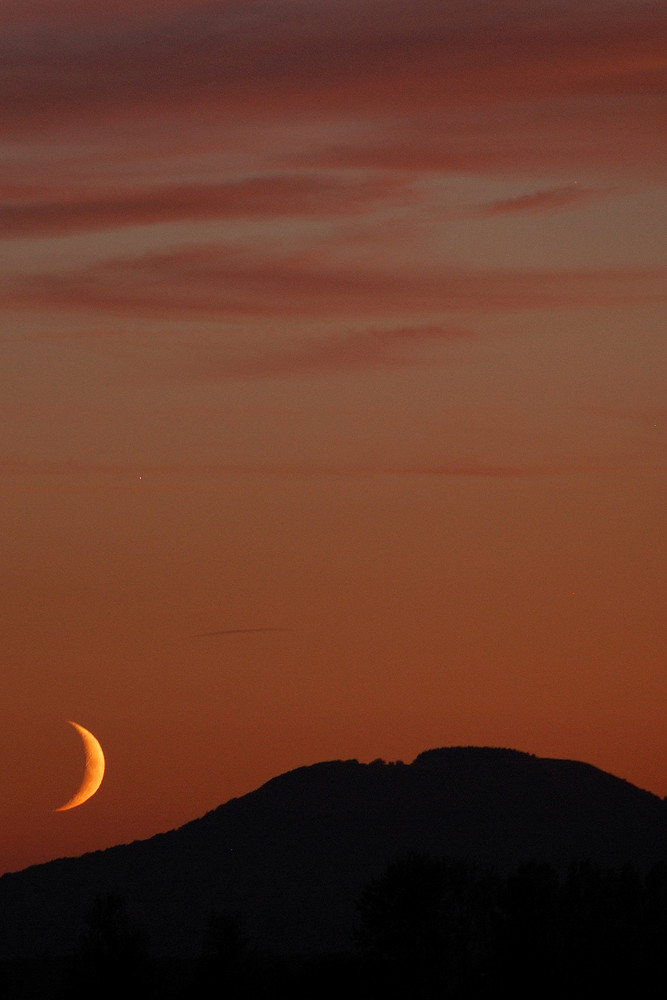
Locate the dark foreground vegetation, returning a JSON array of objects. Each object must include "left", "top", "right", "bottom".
[{"left": 3, "top": 854, "right": 667, "bottom": 999}]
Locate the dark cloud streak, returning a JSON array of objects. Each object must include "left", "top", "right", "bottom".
[{"left": 1, "top": 0, "right": 663, "bottom": 179}]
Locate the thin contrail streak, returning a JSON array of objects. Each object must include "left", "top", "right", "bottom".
[{"left": 191, "top": 627, "right": 289, "bottom": 638}]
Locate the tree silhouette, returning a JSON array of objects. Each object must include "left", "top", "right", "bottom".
[
  {"left": 200, "top": 909, "right": 252, "bottom": 997},
  {"left": 355, "top": 853, "right": 496, "bottom": 998},
  {"left": 69, "top": 893, "right": 151, "bottom": 999},
  {"left": 494, "top": 861, "right": 560, "bottom": 997},
  {"left": 356, "top": 854, "right": 667, "bottom": 999}
]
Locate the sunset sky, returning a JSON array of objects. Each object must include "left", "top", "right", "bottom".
[{"left": 1, "top": 0, "right": 665, "bottom": 875}]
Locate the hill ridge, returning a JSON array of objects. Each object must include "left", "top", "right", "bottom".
[{"left": 1, "top": 746, "right": 666, "bottom": 957}]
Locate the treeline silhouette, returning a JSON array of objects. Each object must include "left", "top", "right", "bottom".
[
  {"left": 355, "top": 854, "right": 667, "bottom": 997},
  {"left": 3, "top": 856, "right": 667, "bottom": 998}
]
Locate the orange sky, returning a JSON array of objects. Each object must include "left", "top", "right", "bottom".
[{"left": 1, "top": 0, "right": 665, "bottom": 875}]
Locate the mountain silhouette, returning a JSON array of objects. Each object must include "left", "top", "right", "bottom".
[{"left": 1, "top": 747, "right": 666, "bottom": 958}]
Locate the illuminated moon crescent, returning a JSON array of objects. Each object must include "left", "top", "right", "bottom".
[{"left": 54, "top": 721, "right": 106, "bottom": 812}]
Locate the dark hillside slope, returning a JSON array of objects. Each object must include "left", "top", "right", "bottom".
[{"left": 1, "top": 747, "right": 666, "bottom": 957}]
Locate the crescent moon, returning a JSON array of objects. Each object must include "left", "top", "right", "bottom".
[{"left": 54, "top": 721, "right": 106, "bottom": 812}]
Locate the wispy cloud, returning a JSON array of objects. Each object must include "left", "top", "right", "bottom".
[
  {"left": 475, "top": 185, "right": 604, "bottom": 218},
  {"left": 0, "top": 174, "right": 407, "bottom": 238},
  {"left": 4, "top": 2, "right": 664, "bottom": 125},
  {"left": 394, "top": 462, "right": 618, "bottom": 477},
  {"left": 5, "top": 246, "right": 664, "bottom": 320},
  {"left": 320, "top": 99, "right": 665, "bottom": 178},
  {"left": 0, "top": 457, "right": 131, "bottom": 476},
  {"left": 1, "top": 1, "right": 663, "bottom": 178},
  {"left": 0, "top": 455, "right": 638, "bottom": 481},
  {"left": 182, "top": 325, "right": 472, "bottom": 379}
]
